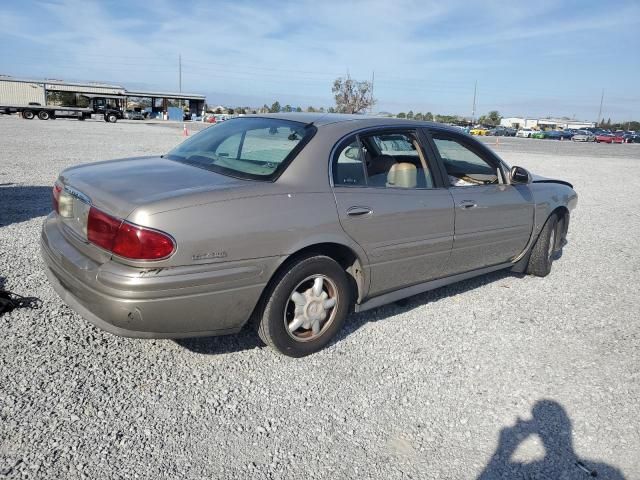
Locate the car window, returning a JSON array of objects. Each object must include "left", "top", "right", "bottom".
[
  {"left": 431, "top": 136, "right": 499, "bottom": 186},
  {"left": 165, "top": 118, "right": 315, "bottom": 181},
  {"left": 362, "top": 132, "right": 434, "bottom": 189},
  {"left": 334, "top": 138, "right": 367, "bottom": 186},
  {"left": 333, "top": 132, "right": 434, "bottom": 189}
]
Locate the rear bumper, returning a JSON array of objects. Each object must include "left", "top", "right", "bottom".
[{"left": 40, "top": 214, "right": 276, "bottom": 338}]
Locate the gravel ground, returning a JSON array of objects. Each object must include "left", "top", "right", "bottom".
[{"left": 1, "top": 115, "right": 639, "bottom": 479}]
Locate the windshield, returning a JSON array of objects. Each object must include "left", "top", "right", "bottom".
[{"left": 165, "top": 117, "right": 315, "bottom": 181}]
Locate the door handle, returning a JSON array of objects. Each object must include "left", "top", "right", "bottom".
[
  {"left": 346, "top": 206, "right": 373, "bottom": 216},
  {"left": 458, "top": 200, "right": 477, "bottom": 209}
]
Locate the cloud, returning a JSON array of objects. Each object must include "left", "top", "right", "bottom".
[{"left": 1, "top": 0, "right": 638, "bottom": 118}]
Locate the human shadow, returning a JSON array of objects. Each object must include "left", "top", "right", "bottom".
[
  {"left": 478, "top": 399, "right": 625, "bottom": 479},
  {"left": 0, "top": 184, "right": 52, "bottom": 227}
]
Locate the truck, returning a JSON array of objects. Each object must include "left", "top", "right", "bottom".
[{"left": 0, "top": 94, "right": 124, "bottom": 123}]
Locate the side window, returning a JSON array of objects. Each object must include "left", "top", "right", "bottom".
[
  {"left": 333, "top": 138, "right": 366, "bottom": 186},
  {"left": 362, "top": 132, "right": 434, "bottom": 189},
  {"left": 431, "top": 136, "right": 499, "bottom": 186}
]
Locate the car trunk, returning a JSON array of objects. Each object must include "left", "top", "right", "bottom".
[{"left": 55, "top": 156, "right": 249, "bottom": 263}]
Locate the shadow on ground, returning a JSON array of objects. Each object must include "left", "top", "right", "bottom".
[
  {"left": 478, "top": 399, "right": 625, "bottom": 479},
  {"left": 176, "top": 268, "right": 522, "bottom": 355},
  {"left": 0, "top": 184, "right": 51, "bottom": 227}
]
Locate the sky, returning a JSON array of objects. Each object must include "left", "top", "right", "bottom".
[{"left": 1, "top": 0, "right": 639, "bottom": 121}]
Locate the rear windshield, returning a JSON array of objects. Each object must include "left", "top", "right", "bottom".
[{"left": 165, "top": 117, "right": 315, "bottom": 181}]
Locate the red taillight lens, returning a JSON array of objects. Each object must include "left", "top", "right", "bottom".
[
  {"left": 87, "top": 207, "right": 122, "bottom": 251},
  {"left": 112, "top": 222, "right": 175, "bottom": 260},
  {"left": 87, "top": 207, "right": 175, "bottom": 260},
  {"left": 52, "top": 183, "right": 62, "bottom": 213}
]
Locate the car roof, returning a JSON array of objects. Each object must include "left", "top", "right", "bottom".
[{"left": 243, "top": 112, "right": 461, "bottom": 133}]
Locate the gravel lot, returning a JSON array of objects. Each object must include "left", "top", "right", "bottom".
[{"left": 1, "top": 115, "right": 639, "bottom": 479}]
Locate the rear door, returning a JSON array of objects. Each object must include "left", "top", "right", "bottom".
[
  {"left": 331, "top": 129, "right": 454, "bottom": 297},
  {"left": 425, "top": 129, "right": 534, "bottom": 275}
]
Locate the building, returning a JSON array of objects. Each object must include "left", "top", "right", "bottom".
[
  {"left": 500, "top": 116, "right": 595, "bottom": 130},
  {"left": 0, "top": 75, "right": 206, "bottom": 119}
]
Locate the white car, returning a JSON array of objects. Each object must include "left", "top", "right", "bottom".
[{"left": 516, "top": 129, "right": 535, "bottom": 138}]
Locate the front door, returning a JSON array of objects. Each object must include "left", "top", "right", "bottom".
[
  {"left": 332, "top": 130, "right": 454, "bottom": 297},
  {"left": 427, "top": 131, "right": 534, "bottom": 275}
]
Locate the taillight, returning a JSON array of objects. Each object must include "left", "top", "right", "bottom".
[
  {"left": 52, "top": 183, "right": 62, "bottom": 213},
  {"left": 112, "top": 222, "right": 175, "bottom": 260},
  {"left": 87, "top": 207, "right": 175, "bottom": 260},
  {"left": 87, "top": 207, "right": 122, "bottom": 251}
]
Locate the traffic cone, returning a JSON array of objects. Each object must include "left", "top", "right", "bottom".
[
  {"left": 495, "top": 136, "right": 500, "bottom": 146},
  {"left": 183, "top": 123, "right": 189, "bottom": 137}
]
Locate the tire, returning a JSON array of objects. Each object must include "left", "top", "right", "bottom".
[
  {"left": 22, "top": 110, "right": 34, "bottom": 120},
  {"left": 107, "top": 114, "right": 117, "bottom": 123},
  {"left": 526, "top": 214, "right": 559, "bottom": 277},
  {"left": 38, "top": 110, "right": 50, "bottom": 120},
  {"left": 257, "top": 255, "right": 351, "bottom": 357}
]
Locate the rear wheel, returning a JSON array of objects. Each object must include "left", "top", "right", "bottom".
[
  {"left": 258, "top": 255, "right": 351, "bottom": 357},
  {"left": 526, "top": 214, "right": 559, "bottom": 277},
  {"left": 22, "top": 110, "right": 34, "bottom": 120},
  {"left": 38, "top": 110, "right": 50, "bottom": 120}
]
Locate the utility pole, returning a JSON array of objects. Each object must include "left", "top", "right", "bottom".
[
  {"left": 471, "top": 80, "right": 477, "bottom": 124},
  {"left": 178, "top": 54, "right": 182, "bottom": 93},
  {"left": 370, "top": 71, "right": 375, "bottom": 114},
  {"left": 597, "top": 89, "right": 604, "bottom": 126}
]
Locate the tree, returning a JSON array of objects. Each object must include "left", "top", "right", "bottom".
[
  {"left": 407, "top": 110, "right": 414, "bottom": 120},
  {"left": 306, "top": 106, "right": 316, "bottom": 113},
  {"left": 261, "top": 104, "right": 270, "bottom": 113},
  {"left": 295, "top": 106, "right": 302, "bottom": 112},
  {"left": 319, "top": 107, "right": 325, "bottom": 113},
  {"left": 487, "top": 110, "right": 501, "bottom": 126},
  {"left": 414, "top": 112, "right": 424, "bottom": 121},
  {"left": 332, "top": 74, "right": 376, "bottom": 114},
  {"left": 328, "top": 107, "right": 336, "bottom": 113},
  {"left": 215, "top": 107, "right": 223, "bottom": 114},
  {"left": 270, "top": 101, "right": 281, "bottom": 113},
  {"left": 283, "top": 104, "right": 293, "bottom": 112},
  {"left": 425, "top": 112, "right": 434, "bottom": 121},
  {"left": 227, "top": 108, "right": 235, "bottom": 115},
  {"left": 397, "top": 112, "right": 406, "bottom": 118}
]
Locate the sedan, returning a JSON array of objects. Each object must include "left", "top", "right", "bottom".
[
  {"left": 596, "top": 133, "right": 622, "bottom": 143},
  {"left": 516, "top": 129, "right": 535, "bottom": 138},
  {"left": 571, "top": 131, "right": 596, "bottom": 142},
  {"left": 470, "top": 127, "right": 490, "bottom": 136},
  {"left": 41, "top": 114, "right": 578, "bottom": 357}
]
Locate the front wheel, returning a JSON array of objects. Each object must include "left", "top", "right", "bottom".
[
  {"left": 526, "top": 214, "right": 559, "bottom": 277},
  {"left": 107, "top": 113, "right": 118, "bottom": 123},
  {"left": 258, "top": 255, "right": 351, "bottom": 357}
]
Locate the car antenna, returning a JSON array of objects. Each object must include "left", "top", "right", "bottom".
[{"left": 305, "top": 112, "right": 329, "bottom": 128}]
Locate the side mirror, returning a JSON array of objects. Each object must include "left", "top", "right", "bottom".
[{"left": 510, "top": 166, "right": 532, "bottom": 184}]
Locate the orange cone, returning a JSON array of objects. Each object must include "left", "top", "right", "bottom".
[
  {"left": 183, "top": 123, "right": 189, "bottom": 137},
  {"left": 495, "top": 136, "right": 500, "bottom": 146}
]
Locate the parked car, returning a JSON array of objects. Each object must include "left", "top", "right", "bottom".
[
  {"left": 516, "top": 128, "right": 535, "bottom": 138},
  {"left": 124, "top": 110, "right": 144, "bottom": 120},
  {"left": 531, "top": 131, "right": 548, "bottom": 139},
  {"left": 571, "top": 131, "right": 596, "bottom": 142},
  {"left": 41, "top": 114, "right": 578, "bottom": 357},
  {"left": 489, "top": 126, "right": 516, "bottom": 137},
  {"left": 595, "top": 133, "right": 622, "bottom": 143},
  {"left": 470, "top": 126, "right": 490, "bottom": 136}
]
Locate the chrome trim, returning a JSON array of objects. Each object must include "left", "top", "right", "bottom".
[{"left": 63, "top": 185, "right": 91, "bottom": 204}]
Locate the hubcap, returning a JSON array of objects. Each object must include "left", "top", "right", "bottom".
[{"left": 284, "top": 275, "right": 338, "bottom": 342}]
